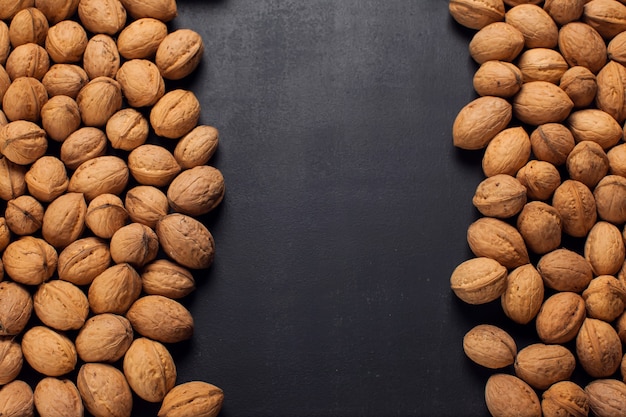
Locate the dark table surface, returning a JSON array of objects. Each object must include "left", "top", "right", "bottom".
[{"left": 171, "top": 1, "right": 496, "bottom": 416}]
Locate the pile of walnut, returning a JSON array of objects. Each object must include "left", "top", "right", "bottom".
[
  {"left": 0, "top": 1, "right": 225, "bottom": 417},
  {"left": 449, "top": 0, "right": 626, "bottom": 416}
]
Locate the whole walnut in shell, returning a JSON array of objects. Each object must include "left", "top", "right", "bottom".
[
  {"left": 123, "top": 337, "right": 176, "bottom": 402},
  {"left": 88, "top": 263, "right": 142, "bottom": 315},
  {"left": 85, "top": 193, "right": 128, "bottom": 239},
  {"left": 40, "top": 95, "right": 81, "bottom": 142},
  {"left": 119, "top": 0, "right": 177, "bottom": 22},
  {"left": 156, "top": 29, "right": 204, "bottom": 80},
  {"left": 115, "top": 59, "right": 164, "bottom": 107},
  {"left": 45, "top": 20, "right": 88, "bottom": 64},
  {"left": 77, "top": 0, "right": 127, "bottom": 36},
  {"left": 109, "top": 223, "right": 159, "bottom": 268},
  {"left": 5, "top": 195, "right": 43, "bottom": 236},
  {"left": 0, "top": 281, "right": 32, "bottom": 336},
  {"left": 5, "top": 42, "right": 49, "bottom": 80},
  {"left": 157, "top": 213, "right": 216, "bottom": 270},
  {"left": 41, "top": 192, "right": 86, "bottom": 249},
  {"left": 9, "top": 7, "right": 48, "bottom": 47},
  {"left": 82, "top": 34, "right": 120, "bottom": 80},
  {"left": 0, "top": 337, "right": 23, "bottom": 385},
  {"left": 126, "top": 295, "right": 194, "bottom": 343},
  {"left": 21, "top": 325, "right": 77, "bottom": 377},
  {"left": 462, "top": 324, "right": 517, "bottom": 369},
  {"left": 0, "top": 380, "right": 34, "bottom": 417},
  {"left": 0, "top": 120, "right": 47, "bottom": 165},
  {"left": 75, "top": 313, "right": 133, "bottom": 363},
  {"left": 33, "top": 280, "right": 89, "bottom": 331},
  {"left": 150, "top": 89, "right": 200, "bottom": 139},
  {"left": 116, "top": 18, "right": 167, "bottom": 60},
  {"left": 105, "top": 108, "right": 148, "bottom": 151},
  {"left": 57, "top": 237, "right": 111, "bottom": 286},
  {"left": 60, "top": 127, "right": 108, "bottom": 170},
  {"left": 2, "top": 78, "right": 48, "bottom": 123},
  {"left": 76, "top": 76, "right": 122, "bottom": 127},
  {"left": 34, "top": 377, "right": 84, "bottom": 417},
  {"left": 125, "top": 185, "right": 169, "bottom": 228},
  {"left": 174, "top": 125, "right": 219, "bottom": 169},
  {"left": 42, "top": 64, "right": 88, "bottom": 99},
  {"left": 2, "top": 236, "right": 57, "bottom": 285},
  {"left": 77, "top": 363, "right": 133, "bottom": 417},
  {"left": 167, "top": 165, "right": 225, "bottom": 216}
]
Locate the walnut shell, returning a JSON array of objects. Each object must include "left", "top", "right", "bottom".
[
  {"left": 76, "top": 76, "right": 122, "bottom": 127},
  {"left": 34, "top": 0, "right": 79, "bottom": 25},
  {"left": 583, "top": 275, "right": 626, "bottom": 322},
  {"left": 105, "top": 108, "right": 148, "bottom": 151},
  {"left": 560, "top": 66, "right": 598, "bottom": 108},
  {"left": 110, "top": 223, "right": 159, "bottom": 268},
  {"left": 60, "top": 127, "right": 108, "bottom": 170},
  {"left": 125, "top": 185, "right": 169, "bottom": 228},
  {"left": 450, "top": 257, "right": 508, "bottom": 305},
  {"left": 466, "top": 217, "right": 530, "bottom": 269},
  {"left": 501, "top": 264, "right": 544, "bottom": 324},
  {"left": 516, "top": 160, "right": 561, "bottom": 201},
  {"left": 88, "top": 263, "right": 142, "bottom": 315},
  {"left": 448, "top": 0, "right": 505, "bottom": 30},
  {"left": 0, "top": 380, "right": 34, "bottom": 417},
  {"left": 116, "top": 17, "right": 167, "bottom": 60},
  {"left": 608, "top": 31, "right": 626, "bottom": 66},
  {"left": 68, "top": 155, "right": 129, "bottom": 200},
  {"left": 123, "top": 337, "right": 176, "bottom": 402},
  {"left": 567, "top": 109, "right": 622, "bottom": 150},
  {"left": 472, "top": 174, "right": 527, "bottom": 218},
  {"left": 156, "top": 29, "right": 204, "bottom": 80},
  {"left": 452, "top": 96, "right": 512, "bottom": 150},
  {"left": 0, "top": 0, "right": 34, "bottom": 20},
  {"left": 585, "top": 221, "right": 625, "bottom": 276},
  {"left": 24, "top": 155, "right": 68, "bottom": 203},
  {"left": 34, "top": 280, "right": 89, "bottom": 331},
  {"left": 34, "top": 377, "right": 84, "bottom": 417},
  {"left": 3, "top": 236, "right": 57, "bottom": 285},
  {"left": 158, "top": 382, "right": 223, "bottom": 417},
  {"left": 594, "top": 175, "right": 626, "bottom": 224},
  {"left": 516, "top": 48, "right": 568, "bottom": 84},
  {"left": 541, "top": 381, "right": 589, "bottom": 417},
  {"left": 506, "top": 4, "right": 558, "bottom": 48},
  {"left": 128, "top": 144, "right": 181, "bottom": 187},
  {"left": 75, "top": 313, "right": 133, "bottom": 363},
  {"left": 5, "top": 195, "right": 43, "bottom": 236},
  {"left": 85, "top": 193, "right": 128, "bottom": 239},
  {"left": 576, "top": 318, "right": 622, "bottom": 378},
  {"left": 469, "top": 22, "right": 525, "bottom": 64},
  {"left": 462, "top": 324, "right": 517, "bottom": 369},
  {"left": 0, "top": 21, "right": 8, "bottom": 66},
  {"left": 484, "top": 374, "right": 542, "bottom": 417},
  {"left": 0, "top": 120, "right": 47, "bottom": 165},
  {"left": 126, "top": 295, "right": 194, "bottom": 343},
  {"left": 558, "top": 22, "right": 607, "bottom": 73},
  {"left": 552, "top": 179, "right": 597, "bottom": 238},
  {"left": 150, "top": 89, "right": 200, "bottom": 139},
  {"left": 536, "top": 292, "right": 586, "bottom": 344},
  {"left": 2, "top": 77, "right": 48, "bottom": 123},
  {"left": 115, "top": 59, "right": 164, "bottom": 107},
  {"left": 77, "top": 363, "right": 133, "bottom": 417},
  {"left": 5, "top": 42, "right": 50, "bottom": 80},
  {"left": 57, "top": 237, "right": 111, "bottom": 286},
  {"left": 537, "top": 248, "right": 593, "bottom": 292},
  {"left": 41, "top": 192, "right": 87, "bottom": 249},
  {"left": 141, "top": 259, "right": 195, "bottom": 299},
  {"left": 21, "top": 325, "right": 77, "bottom": 377},
  {"left": 517, "top": 201, "right": 562, "bottom": 255},
  {"left": 596, "top": 60, "right": 626, "bottom": 123},
  {"left": 566, "top": 140, "right": 609, "bottom": 189},
  {"left": 512, "top": 81, "right": 574, "bottom": 126},
  {"left": 529, "top": 123, "right": 576, "bottom": 166},
  {"left": 156, "top": 213, "right": 215, "bottom": 270},
  {"left": 585, "top": 379, "right": 626, "bottom": 417},
  {"left": 40, "top": 95, "right": 81, "bottom": 142},
  {"left": 0, "top": 157, "right": 27, "bottom": 201},
  {"left": 543, "top": 0, "right": 584, "bottom": 25},
  {"left": 174, "top": 125, "right": 219, "bottom": 169},
  {"left": 514, "top": 343, "right": 576, "bottom": 390},
  {"left": 608, "top": 144, "right": 626, "bottom": 176},
  {"left": 0, "top": 281, "right": 32, "bottom": 336},
  {"left": 473, "top": 59, "right": 523, "bottom": 96},
  {"left": 0, "top": 217, "right": 9, "bottom": 252},
  {"left": 119, "top": 0, "right": 177, "bottom": 22},
  {"left": 42, "top": 64, "right": 88, "bottom": 99},
  {"left": 482, "top": 126, "right": 531, "bottom": 177},
  {"left": 77, "top": 0, "right": 127, "bottom": 35},
  {"left": 167, "top": 165, "right": 225, "bottom": 216},
  {"left": 583, "top": 0, "right": 626, "bottom": 40},
  {"left": 45, "top": 20, "right": 87, "bottom": 64},
  {"left": 0, "top": 337, "right": 23, "bottom": 385},
  {"left": 82, "top": 34, "right": 121, "bottom": 79}
]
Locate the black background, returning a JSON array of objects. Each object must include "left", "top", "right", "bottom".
[{"left": 170, "top": 1, "right": 498, "bottom": 416}]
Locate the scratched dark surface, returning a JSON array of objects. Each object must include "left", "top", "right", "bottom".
[{"left": 158, "top": 1, "right": 497, "bottom": 416}]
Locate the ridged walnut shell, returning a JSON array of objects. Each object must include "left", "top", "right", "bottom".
[
  {"left": 576, "top": 318, "right": 622, "bottom": 378},
  {"left": 466, "top": 217, "right": 530, "bottom": 269},
  {"left": 34, "top": 377, "right": 84, "bottom": 417},
  {"left": 462, "top": 324, "right": 516, "bottom": 369},
  {"left": 88, "top": 263, "right": 142, "bottom": 315},
  {"left": 594, "top": 175, "right": 626, "bottom": 224},
  {"left": 583, "top": 275, "right": 626, "bottom": 322},
  {"left": 21, "top": 325, "right": 77, "bottom": 377},
  {"left": 482, "top": 126, "right": 531, "bottom": 177},
  {"left": 583, "top": 0, "right": 626, "bottom": 40},
  {"left": 501, "top": 264, "right": 544, "bottom": 324},
  {"left": 77, "top": 363, "right": 133, "bottom": 417},
  {"left": 560, "top": 66, "right": 598, "bottom": 108},
  {"left": 167, "top": 165, "right": 225, "bottom": 216},
  {"left": 568, "top": 109, "right": 623, "bottom": 150},
  {"left": 57, "top": 237, "right": 111, "bottom": 286},
  {"left": 505, "top": 4, "right": 558, "bottom": 49},
  {"left": 512, "top": 81, "right": 573, "bottom": 126},
  {"left": 150, "top": 89, "right": 200, "bottom": 139},
  {"left": 552, "top": 179, "right": 597, "bottom": 238},
  {"left": 472, "top": 174, "right": 527, "bottom": 218},
  {"left": 584, "top": 221, "right": 625, "bottom": 276},
  {"left": 158, "top": 381, "right": 224, "bottom": 417},
  {"left": 75, "top": 313, "right": 133, "bottom": 363},
  {"left": 558, "top": 22, "right": 607, "bottom": 73},
  {"left": 41, "top": 192, "right": 86, "bottom": 249},
  {"left": 126, "top": 295, "right": 194, "bottom": 344},
  {"left": 156, "top": 213, "right": 215, "bottom": 270},
  {"left": 485, "top": 374, "right": 541, "bottom": 417},
  {"left": 68, "top": 155, "right": 129, "bottom": 201},
  {"left": 33, "top": 280, "right": 89, "bottom": 331},
  {"left": 450, "top": 257, "right": 508, "bottom": 305},
  {"left": 585, "top": 379, "right": 626, "bottom": 417},
  {"left": 123, "top": 337, "right": 176, "bottom": 403},
  {"left": 2, "top": 236, "right": 57, "bottom": 285},
  {"left": 541, "top": 381, "right": 589, "bottom": 417},
  {"left": 0, "top": 281, "right": 32, "bottom": 336},
  {"left": 514, "top": 343, "right": 576, "bottom": 390},
  {"left": 469, "top": 22, "right": 525, "bottom": 64},
  {"left": 448, "top": 0, "right": 505, "bottom": 30},
  {"left": 452, "top": 96, "right": 512, "bottom": 150},
  {"left": 537, "top": 248, "right": 593, "bottom": 292},
  {"left": 536, "top": 292, "right": 586, "bottom": 344}
]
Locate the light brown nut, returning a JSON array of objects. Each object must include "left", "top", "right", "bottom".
[
  {"left": 608, "top": 144, "right": 626, "bottom": 176},
  {"left": 5, "top": 42, "right": 49, "bottom": 80},
  {"left": 3, "top": 77, "right": 48, "bottom": 123},
  {"left": 482, "top": 126, "right": 531, "bottom": 177},
  {"left": 9, "top": 8, "right": 47, "bottom": 47},
  {"left": 0, "top": 337, "right": 23, "bottom": 385},
  {"left": 466, "top": 217, "right": 530, "bottom": 269},
  {"left": 552, "top": 179, "right": 597, "bottom": 238},
  {"left": 117, "top": 18, "right": 168, "bottom": 59},
  {"left": 110, "top": 223, "right": 159, "bottom": 268},
  {"left": 537, "top": 248, "right": 593, "bottom": 292},
  {"left": 514, "top": 343, "right": 576, "bottom": 390},
  {"left": 468, "top": 22, "right": 525, "bottom": 64},
  {"left": 0, "top": 217, "right": 9, "bottom": 252},
  {"left": 156, "top": 29, "right": 204, "bottom": 80},
  {"left": 125, "top": 185, "right": 169, "bottom": 228},
  {"left": 517, "top": 48, "right": 568, "bottom": 84},
  {"left": 3, "top": 236, "right": 57, "bottom": 285},
  {"left": 0, "top": 0, "right": 34, "bottom": 20},
  {"left": 41, "top": 192, "right": 87, "bottom": 249},
  {"left": 484, "top": 374, "right": 541, "bottom": 417},
  {"left": 41, "top": 64, "right": 88, "bottom": 99},
  {"left": 0, "top": 281, "right": 32, "bottom": 336},
  {"left": 583, "top": 0, "right": 626, "bottom": 40},
  {"left": 77, "top": 363, "right": 133, "bottom": 417},
  {"left": 450, "top": 257, "right": 508, "bottom": 305},
  {"left": 517, "top": 202, "right": 562, "bottom": 255},
  {"left": 558, "top": 22, "right": 607, "bottom": 74},
  {"left": 506, "top": 4, "right": 558, "bottom": 48},
  {"left": 452, "top": 96, "right": 512, "bottom": 150},
  {"left": 156, "top": 213, "right": 216, "bottom": 270},
  {"left": 609, "top": 31, "right": 626, "bottom": 66},
  {"left": 472, "top": 174, "right": 527, "bottom": 218},
  {"left": 541, "top": 381, "right": 589, "bottom": 417},
  {"left": 34, "top": 377, "right": 83, "bottom": 417},
  {"left": 75, "top": 313, "right": 133, "bottom": 363},
  {"left": 60, "top": 127, "right": 108, "bottom": 170},
  {"left": 536, "top": 292, "right": 586, "bottom": 344},
  {"left": 76, "top": 76, "right": 122, "bottom": 127},
  {"left": 501, "top": 264, "right": 544, "bottom": 324},
  {"left": 57, "top": 237, "right": 111, "bottom": 286},
  {"left": 115, "top": 59, "right": 164, "bottom": 107},
  {"left": 21, "top": 325, "right": 77, "bottom": 377},
  {"left": 448, "top": 0, "right": 505, "bottom": 30},
  {"left": 150, "top": 89, "right": 201, "bottom": 139},
  {"left": 141, "top": 259, "right": 196, "bottom": 299},
  {"left": 34, "top": 0, "right": 79, "bottom": 25},
  {"left": 584, "top": 222, "right": 625, "bottom": 276},
  {"left": 158, "top": 381, "right": 224, "bottom": 417},
  {"left": 462, "top": 324, "right": 516, "bottom": 369},
  {"left": 516, "top": 160, "right": 561, "bottom": 201},
  {"left": 83, "top": 34, "right": 121, "bottom": 79},
  {"left": 543, "top": 0, "right": 584, "bottom": 25},
  {"left": 167, "top": 166, "right": 225, "bottom": 216},
  {"left": 585, "top": 379, "right": 626, "bottom": 417},
  {"left": 566, "top": 141, "right": 609, "bottom": 189},
  {"left": 77, "top": 0, "right": 126, "bottom": 35},
  {"left": 577, "top": 318, "right": 622, "bottom": 378},
  {"left": 88, "top": 263, "right": 142, "bottom": 315},
  {"left": 128, "top": 144, "right": 181, "bottom": 187},
  {"left": 40, "top": 95, "right": 81, "bottom": 142},
  {"left": 512, "top": 81, "right": 574, "bottom": 126},
  {"left": 595, "top": 175, "right": 626, "bottom": 224},
  {"left": 105, "top": 108, "right": 149, "bottom": 151},
  {"left": 68, "top": 155, "right": 129, "bottom": 200},
  {"left": 85, "top": 194, "right": 128, "bottom": 239},
  {"left": 583, "top": 275, "right": 626, "bottom": 322},
  {"left": 0, "top": 120, "right": 47, "bottom": 165},
  {"left": 596, "top": 60, "right": 626, "bottom": 123},
  {"left": 126, "top": 295, "right": 194, "bottom": 343},
  {"left": 33, "top": 280, "right": 89, "bottom": 331},
  {"left": 174, "top": 125, "right": 219, "bottom": 169},
  {"left": 0, "top": 380, "right": 34, "bottom": 417},
  {"left": 123, "top": 337, "right": 176, "bottom": 402},
  {"left": 473, "top": 60, "right": 523, "bottom": 98},
  {"left": 5, "top": 195, "right": 43, "bottom": 236},
  {"left": 119, "top": 0, "right": 177, "bottom": 22},
  {"left": 560, "top": 66, "right": 598, "bottom": 108},
  {"left": 45, "top": 20, "right": 87, "bottom": 64}
]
